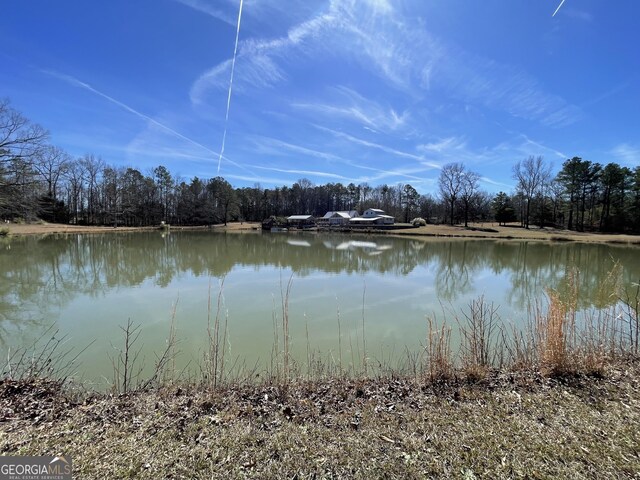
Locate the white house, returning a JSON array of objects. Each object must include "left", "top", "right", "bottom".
[
  {"left": 350, "top": 208, "right": 395, "bottom": 225},
  {"left": 319, "top": 210, "right": 359, "bottom": 226}
]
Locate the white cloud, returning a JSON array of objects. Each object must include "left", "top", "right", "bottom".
[
  {"left": 480, "top": 176, "right": 514, "bottom": 189},
  {"left": 173, "top": 0, "right": 236, "bottom": 25},
  {"left": 418, "top": 137, "right": 467, "bottom": 154},
  {"left": 519, "top": 134, "right": 567, "bottom": 159},
  {"left": 252, "top": 165, "right": 349, "bottom": 180},
  {"left": 250, "top": 136, "right": 342, "bottom": 162},
  {"left": 189, "top": 4, "right": 337, "bottom": 104},
  {"left": 434, "top": 53, "right": 583, "bottom": 127},
  {"left": 225, "top": 173, "right": 292, "bottom": 185},
  {"left": 190, "top": 54, "right": 286, "bottom": 105},
  {"left": 44, "top": 70, "right": 222, "bottom": 157},
  {"left": 292, "top": 86, "right": 410, "bottom": 133},
  {"left": 610, "top": 143, "right": 640, "bottom": 166},
  {"left": 191, "top": 0, "right": 580, "bottom": 129},
  {"left": 245, "top": 135, "right": 433, "bottom": 184},
  {"left": 562, "top": 8, "right": 594, "bottom": 22},
  {"left": 315, "top": 125, "right": 430, "bottom": 163}
]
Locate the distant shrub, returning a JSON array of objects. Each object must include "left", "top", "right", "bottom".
[
  {"left": 0, "top": 227, "right": 9, "bottom": 236},
  {"left": 411, "top": 217, "right": 427, "bottom": 227}
]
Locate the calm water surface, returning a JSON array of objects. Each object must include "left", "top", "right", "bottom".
[{"left": 1, "top": 231, "right": 639, "bottom": 386}]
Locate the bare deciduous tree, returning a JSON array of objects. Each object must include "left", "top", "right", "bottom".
[
  {"left": 33, "top": 145, "right": 70, "bottom": 199},
  {"left": 438, "top": 162, "right": 465, "bottom": 225},
  {"left": 0, "top": 98, "right": 48, "bottom": 164},
  {"left": 80, "top": 154, "right": 105, "bottom": 224},
  {"left": 512, "top": 156, "right": 551, "bottom": 229},
  {"left": 460, "top": 170, "right": 480, "bottom": 227},
  {"left": 0, "top": 99, "right": 49, "bottom": 218}
]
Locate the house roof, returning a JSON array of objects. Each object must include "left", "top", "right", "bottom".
[
  {"left": 287, "top": 215, "right": 314, "bottom": 221},
  {"left": 365, "top": 208, "right": 385, "bottom": 213},
  {"left": 333, "top": 212, "right": 352, "bottom": 218},
  {"left": 323, "top": 210, "right": 359, "bottom": 219}
]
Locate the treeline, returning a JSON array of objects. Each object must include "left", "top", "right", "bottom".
[{"left": 1, "top": 99, "right": 639, "bottom": 232}]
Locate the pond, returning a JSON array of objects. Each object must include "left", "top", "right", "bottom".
[{"left": 1, "top": 231, "right": 639, "bottom": 387}]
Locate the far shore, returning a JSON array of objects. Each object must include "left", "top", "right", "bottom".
[
  {"left": 4, "top": 221, "right": 640, "bottom": 244},
  {"left": 3, "top": 221, "right": 259, "bottom": 236}
]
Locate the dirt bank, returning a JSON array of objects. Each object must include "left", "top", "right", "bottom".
[{"left": 3, "top": 222, "right": 260, "bottom": 236}]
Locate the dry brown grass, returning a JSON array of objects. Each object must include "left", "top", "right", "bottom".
[
  {"left": 424, "top": 317, "right": 454, "bottom": 382},
  {"left": 536, "top": 289, "right": 573, "bottom": 375},
  {"left": 6, "top": 220, "right": 640, "bottom": 244},
  {"left": 2, "top": 362, "right": 640, "bottom": 479},
  {"left": 4, "top": 221, "right": 260, "bottom": 236},
  {"left": 394, "top": 222, "right": 640, "bottom": 244}
]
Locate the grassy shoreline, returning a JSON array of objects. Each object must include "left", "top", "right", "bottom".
[
  {"left": 4, "top": 221, "right": 640, "bottom": 244},
  {"left": 2, "top": 360, "right": 640, "bottom": 479}
]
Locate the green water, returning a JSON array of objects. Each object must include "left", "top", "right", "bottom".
[{"left": 1, "top": 231, "right": 638, "bottom": 386}]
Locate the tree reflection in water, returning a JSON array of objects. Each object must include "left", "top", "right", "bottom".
[{"left": 1, "top": 231, "right": 638, "bottom": 359}]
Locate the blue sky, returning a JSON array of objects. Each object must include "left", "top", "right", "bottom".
[{"left": 2, "top": 0, "right": 639, "bottom": 193}]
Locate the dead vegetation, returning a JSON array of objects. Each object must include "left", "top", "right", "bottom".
[{"left": 2, "top": 361, "right": 640, "bottom": 479}]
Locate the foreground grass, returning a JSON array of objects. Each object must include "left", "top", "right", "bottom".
[{"left": 2, "top": 361, "right": 640, "bottom": 479}]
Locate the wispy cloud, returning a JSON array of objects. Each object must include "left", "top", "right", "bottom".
[
  {"left": 173, "top": 0, "right": 236, "bottom": 25},
  {"left": 292, "top": 86, "right": 410, "bottom": 133},
  {"left": 250, "top": 136, "right": 343, "bottom": 162},
  {"left": 190, "top": 55, "right": 285, "bottom": 104},
  {"left": 251, "top": 165, "right": 349, "bottom": 180},
  {"left": 190, "top": 4, "right": 337, "bottom": 104},
  {"left": 189, "top": 0, "right": 580, "bottom": 131},
  {"left": 581, "top": 82, "right": 629, "bottom": 108},
  {"left": 562, "top": 8, "right": 593, "bottom": 22},
  {"left": 418, "top": 137, "right": 467, "bottom": 154},
  {"left": 224, "top": 173, "right": 292, "bottom": 185},
  {"left": 247, "top": 135, "right": 435, "bottom": 184},
  {"left": 480, "top": 176, "right": 514, "bottom": 189},
  {"left": 189, "top": 0, "right": 437, "bottom": 103},
  {"left": 125, "top": 123, "right": 262, "bottom": 180},
  {"left": 610, "top": 143, "right": 640, "bottom": 166},
  {"left": 44, "top": 69, "right": 269, "bottom": 179},
  {"left": 354, "top": 165, "right": 432, "bottom": 183},
  {"left": 435, "top": 54, "right": 583, "bottom": 127},
  {"left": 44, "top": 69, "right": 220, "bottom": 156},
  {"left": 519, "top": 134, "right": 567, "bottom": 159},
  {"left": 315, "top": 125, "right": 439, "bottom": 167},
  {"left": 414, "top": 132, "right": 560, "bottom": 188}
]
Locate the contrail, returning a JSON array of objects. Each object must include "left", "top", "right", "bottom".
[
  {"left": 552, "top": 0, "right": 567, "bottom": 17},
  {"left": 44, "top": 70, "right": 218, "bottom": 155},
  {"left": 217, "top": 0, "right": 244, "bottom": 174},
  {"left": 44, "top": 69, "right": 259, "bottom": 176}
]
